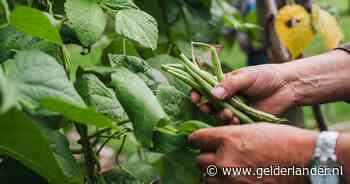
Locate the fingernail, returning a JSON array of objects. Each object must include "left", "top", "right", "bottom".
[{"left": 211, "top": 86, "right": 227, "bottom": 99}]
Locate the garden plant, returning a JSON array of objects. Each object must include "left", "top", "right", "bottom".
[{"left": 0, "top": 0, "right": 344, "bottom": 184}]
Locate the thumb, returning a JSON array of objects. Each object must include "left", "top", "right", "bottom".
[{"left": 211, "top": 68, "right": 258, "bottom": 100}]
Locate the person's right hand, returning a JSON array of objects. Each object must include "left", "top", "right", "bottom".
[{"left": 191, "top": 64, "right": 297, "bottom": 124}]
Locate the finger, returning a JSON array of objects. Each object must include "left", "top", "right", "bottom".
[
  {"left": 197, "top": 153, "right": 216, "bottom": 169},
  {"left": 211, "top": 68, "right": 258, "bottom": 100},
  {"left": 199, "top": 103, "right": 211, "bottom": 114},
  {"left": 190, "top": 90, "right": 201, "bottom": 104},
  {"left": 250, "top": 92, "right": 293, "bottom": 115},
  {"left": 229, "top": 117, "right": 240, "bottom": 125},
  {"left": 217, "top": 109, "right": 234, "bottom": 122},
  {"left": 188, "top": 127, "right": 226, "bottom": 152}
]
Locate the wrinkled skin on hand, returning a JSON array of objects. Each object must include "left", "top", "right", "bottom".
[
  {"left": 188, "top": 123, "right": 317, "bottom": 184},
  {"left": 191, "top": 64, "right": 297, "bottom": 124}
]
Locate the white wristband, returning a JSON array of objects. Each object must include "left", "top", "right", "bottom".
[{"left": 313, "top": 131, "right": 339, "bottom": 163}]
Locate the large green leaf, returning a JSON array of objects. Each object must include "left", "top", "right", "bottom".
[
  {"left": 104, "top": 36, "right": 140, "bottom": 57},
  {"left": 0, "top": 66, "right": 17, "bottom": 113},
  {"left": 3, "top": 50, "right": 85, "bottom": 110},
  {"left": 0, "top": 110, "right": 83, "bottom": 184},
  {"left": 41, "top": 98, "right": 115, "bottom": 128},
  {"left": 0, "top": 26, "right": 60, "bottom": 63},
  {"left": 155, "top": 85, "right": 192, "bottom": 122},
  {"left": 115, "top": 9, "right": 158, "bottom": 50},
  {"left": 75, "top": 73, "right": 129, "bottom": 123},
  {"left": 109, "top": 54, "right": 149, "bottom": 73},
  {"left": 38, "top": 124, "right": 83, "bottom": 183},
  {"left": 110, "top": 67, "right": 169, "bottom": 147},
  {"left": 65, "top": 0, "right": 107, "bottom": 46},
  {"left": 155, "top": 150, "right": 201, "bottom": 184},
  {"left": 10, "top": 6, "right": 62, "bottom": 44}
]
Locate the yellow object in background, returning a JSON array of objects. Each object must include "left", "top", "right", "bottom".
[
  {"left": 274, "top": 5, "right": 316, "bottom": 59},
  {"left": 313, "top": 7, "right": 343, "bottom": 50}
]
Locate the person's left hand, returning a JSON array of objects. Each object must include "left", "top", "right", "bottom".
[{"left": 188, "top": 123, "right": 318, "bottom": 184}]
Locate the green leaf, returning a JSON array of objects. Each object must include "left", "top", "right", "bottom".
[
  {"left": 124, "top": 152, "right": 161, "bottom": 183},
  {"left": 0, "top": 110, "right": 83, "bottom": 184},
  {"left": 145, "top": 68, "right": 169, "bottom": 86},
  {"left": 102, "top": 167, "right": 141, "bottom": 184},
  {"left": 147, "top": 55, "right": 182, "bottom": 70},
  {"left": 41, "top": 98, "right": 115, "bottom": 128},
  {"left": 100, "top": 0, "right": 138, "bottom": 10},
  {"left": 3, "top": 50, "right": 85, "bottom": 111},
  {"left": 110, "top": 67, "right": 169, "bottom": 147},
  {"left": 80, "top": 65, "right": 118, "bottom": 80},
  {"left": 0, "top": 26, "right": 60, "bottom": 63},
  {"left": 75, "top": 73, "right": 129, "bottom": 123},
  {"left": 115, "top": 9, "right": 158, "bottom": 50},
  {"left": 65, "top": 0, "right": 107, "bottom": 46},
  {"left": 153, "top": 125, "right": 188, "bottom": 153},
  {"left": 38, "top": 124, "right": 83, "bottom": 183},
  {"left": 153, "top": 120, "right": 211, "bottom": 154},
  {"left": 147, "top": 55, "right": 190, "bottom": 93},
  {"left": 104, "top": 36, "right": 140, "bottom": 57},
  {"left": 0, "top": 66, "right": 17, "bottom": 113},
  {"left": 10, "top": 6, "right": 62, "bottom": 44},
  {"left": 0, "top": 0, "right": 10, "bottom": 28},
  {"left": 155, "top": 85, "right": 192, "bottom": 122},
  {"left": 156, "top": 150, "right": 201, "bottom": 184},
  {"left": 176, "top": 120, "right": 212, "bottom": 135},
  {"left": 109, "top": 54, "right": 150, "bottom": 73}
]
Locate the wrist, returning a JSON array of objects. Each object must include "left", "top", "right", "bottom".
[{"left": 293, "top": 130, "right": 318, "bottom": 167}]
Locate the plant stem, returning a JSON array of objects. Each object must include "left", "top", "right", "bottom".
[
  {"left": 88, "top": 128, "right": 111, "bottom": 139},
  {"left": 60, "top": 45, "right": 71, "bottom": 77},
  {"left": 75, "top": 124, "right": 97, "bottom": 184},
  {"left": 122, "top": 39, "right": 127, "bottom": 55},
  {"left": 96, "top": 131, "right": 120, "bottom": 155},
  {"left": 115, "top": 135, "right": 127, "bottom": 165},
  {"left": 96, "top": 128, "right": 130, "bottom": 155}
]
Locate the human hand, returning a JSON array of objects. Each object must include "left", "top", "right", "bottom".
[
  {"left": 191, "top": 64, "right": 296, "bottom": 124},
  {"left": 188, "top": 123, "right": 317, "bottom": 183}
]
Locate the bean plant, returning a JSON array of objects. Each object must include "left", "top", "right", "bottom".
[{"left": 0, "top": 0, "right": 267, "bottom": 184}]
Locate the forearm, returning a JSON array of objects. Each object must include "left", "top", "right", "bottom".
[{"left": 281, "top": 50, "right": 350, "bottom": 105}]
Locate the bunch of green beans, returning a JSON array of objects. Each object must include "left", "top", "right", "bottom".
[{"left": 161, "top": 52, "right": 286, "bottom": 124}]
